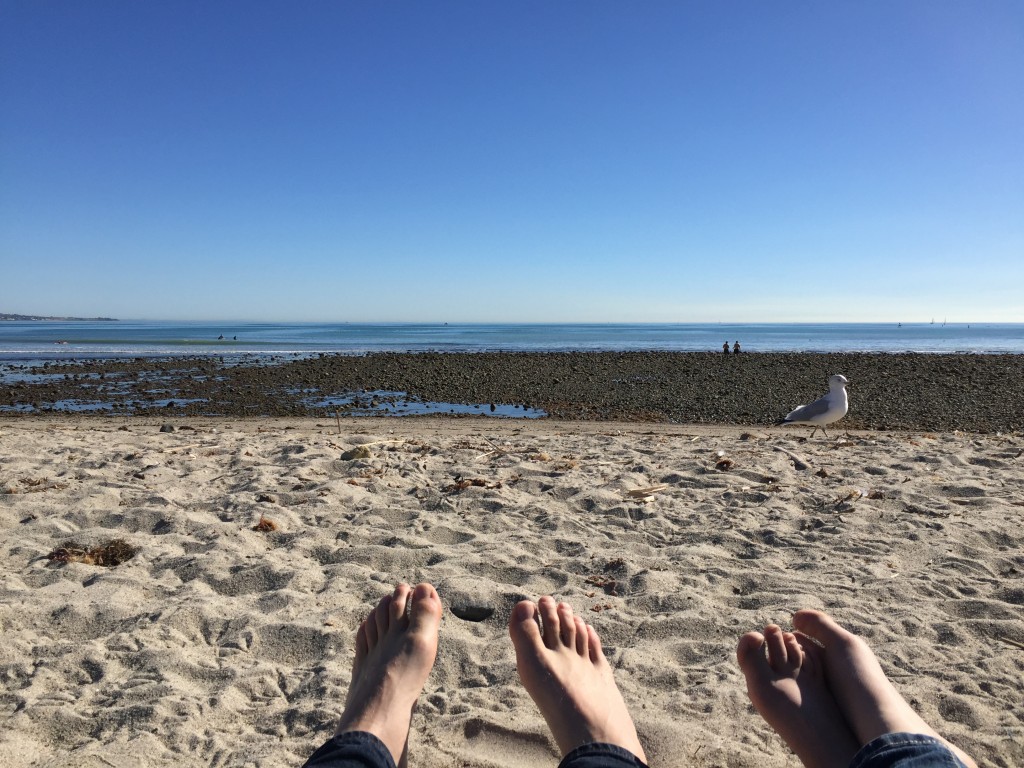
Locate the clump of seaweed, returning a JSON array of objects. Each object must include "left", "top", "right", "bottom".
[
  {"left": 442, "top": 477, "right": 502, "bottom": 494},
  {"left": 253, "top": 514, "right": 278, "bottom": 532},
  {"left": 47, "top": 539, "right": 137, "bottom": 567}
]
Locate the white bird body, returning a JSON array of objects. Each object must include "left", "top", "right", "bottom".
[{"left": 780, "top": 374, "right": 849, "bottom": 437}]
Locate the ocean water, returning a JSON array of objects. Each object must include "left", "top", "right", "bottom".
[{"left": 1, "top": 321, "right": 1023, "bottom": 362}]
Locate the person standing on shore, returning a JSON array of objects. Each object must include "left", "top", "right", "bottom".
[
  {"left": 723, "top": 342, "right": 730, "bottom": 354},
  {"left": 733, "top": 341, "right": 741, "bottom": 353}
]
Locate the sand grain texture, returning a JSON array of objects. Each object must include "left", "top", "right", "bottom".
[{"left": 1, "top": 418, "right": 1021, "bottom": 767}]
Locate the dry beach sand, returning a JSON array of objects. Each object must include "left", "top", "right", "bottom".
[{"left": 1, "top": 416, "right": 1022, "bottom": 767}]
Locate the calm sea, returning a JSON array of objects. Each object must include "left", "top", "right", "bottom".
[{"left": 1, "top": 321, "right": 1023, "bottom": 362}]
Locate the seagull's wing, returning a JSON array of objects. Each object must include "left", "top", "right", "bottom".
[{"left": 784, "top": 395, "right": 831, "bottom": 423}]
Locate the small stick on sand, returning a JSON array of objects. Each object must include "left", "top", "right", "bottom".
[
  {"left": 160, "top": 443, "right": 207, "bottom": 454},
  {"left": 995, "top": 634, "right": 1024, "bottom": 651},
  {"left": 474, "top": 437, "right": 519, "bottom": 461},
  {"left": 773, "top": 445, "right": 812, "bottom": 470},
  {"left": 626, "top": 485, "right": 669, "bottom": 499}
]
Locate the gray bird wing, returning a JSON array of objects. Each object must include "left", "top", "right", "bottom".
[{"left": 785, "top": 396, "right": 830, "bottom": 422}]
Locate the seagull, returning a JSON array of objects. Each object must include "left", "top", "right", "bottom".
[{"left": 778, "top": 374, "right": 849, "bottom": 438}]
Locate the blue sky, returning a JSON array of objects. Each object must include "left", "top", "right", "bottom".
[{"left": 2, "top": 2, "right": 1022, "bottom": 322}]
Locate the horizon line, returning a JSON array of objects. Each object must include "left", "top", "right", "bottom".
[{"left": 5, "top": 317, "right": 1024, "bottom": 326}]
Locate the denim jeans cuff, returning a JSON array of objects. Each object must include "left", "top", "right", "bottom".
[
  {"left": 301, "top": 730, "right": 397, "bottom": 768},
  {"left": 558, "top": 741, "right": 649, "bottom": 768},
  {"left": 849, "top": 732, "right": 968, "bottom": 768}
]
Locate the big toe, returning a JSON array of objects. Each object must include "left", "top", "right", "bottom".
[
  {"left": 736, "top": 631, "right": 767, "bottom": 675},
  {"left": 408, "top": 583, "right": 442, "bottom": 634},
  {"left": 508, "top": 600, "right": 543, "bottom": 652},
  {"left": 793, "top": 609, "right": 853, "bottom": 647}
]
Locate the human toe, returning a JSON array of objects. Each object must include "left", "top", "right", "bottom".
[
  {"left": 585, "top": 624, "right": 604, "bottom": 664},
  {"left": 389, "top": 583, "right": 413, "bottom": 627},
  {"left": 557, "top": 603, "right": 576, "bottom": 648},
  {"left": 362, "top": 614, "right": 379, "bottom": 648},
  {"left": 792, "top": 609, "right": 856, "bottom": 649},
  {"left": 573, "top": 616, "right": 589, "bottom": 656},
  {"left": 355, "top": 621, "right": 370, "bottom": 661},
  {"left": 764, "top": 625, "right": 796, "bottom": 671},
  {"left": 736, "top": 631, "right": 767, "bottom": 673},
  {"left": 783, "top": 631, "right": 803, "bottom": 666},
  {"left": 538, "top": 596, "right": 560, "bottom": 649},
  {"left": 509, "top": 600, "right": 543, "bottom": 648},
  {"left": 373, "top": 593, "right": 394, "bottom": 639},
  {"left": 407, "top": 583, "right": 442, "bottom": 633}
]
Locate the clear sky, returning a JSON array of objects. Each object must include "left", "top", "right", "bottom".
[{"left": 2, "top": 1, "right": 1022, "bottom": 323}]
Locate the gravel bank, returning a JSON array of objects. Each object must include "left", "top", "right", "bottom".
[{"left": 2, "top": 352, "right": 1022, "bottom": 432}]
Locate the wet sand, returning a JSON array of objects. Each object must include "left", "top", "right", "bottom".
[{"left": 3, "top": 351, "right": 1024, "bottom": 432}]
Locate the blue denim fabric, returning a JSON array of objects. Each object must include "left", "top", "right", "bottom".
[
  {"left": 558, "top": 742, "right": 648, "bottom": 768},
  {"left": 850, "top": 733, "right": 968, "bottom": 768},
  {"left": 302, "top": 730, "right": 396, "bottom": 768},
  {"left": 304, "top": 731, "right": 966, "bottom": 768},
  {"left": 303, "top": 734, "right": 648, "bottom": 768}
]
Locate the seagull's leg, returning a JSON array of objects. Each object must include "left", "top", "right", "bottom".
[{"left": 821, "top": 427, "right": 829, "bottom": 438}]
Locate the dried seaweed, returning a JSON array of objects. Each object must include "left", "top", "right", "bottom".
[
  {"left": 585, "top": 574, "right": 620, "bottom": 596},
  {"left": 47, "top": 539, "right": 137, "bottom": 567},
  {"left": 5, "top": 478, "right": 69, "bottom": 494},
  {"left": 442, "top": 478, "right": 502, "bottom": 494},
  {"left": 253, "top": 515, "right": 278, "bottom": 532}
]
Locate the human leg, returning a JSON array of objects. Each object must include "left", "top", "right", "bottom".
[
  {"left": 303, "top": 583, "right": 442, "bottom": 768},
  {"left": 848, "top": 732, "right": 974, "bottom": 768},
  {"left": 508, "top": 596, "right": 647, "bottom": 767},
  {"left": 736, "top": 623, "right": 860, "bottom": 768},
  {"left": 303, "top": 731, "right": 399, "bottom": 768},
  {"left": 738, "top": 610, "right": 977, "bottom": 768},
  {"left": 792, "top": 610, "right": 977, "bottom": 768}
]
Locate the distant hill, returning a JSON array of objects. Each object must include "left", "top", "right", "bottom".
[{"left": 0, "top": 313, "right": 118, "bottom": 321}]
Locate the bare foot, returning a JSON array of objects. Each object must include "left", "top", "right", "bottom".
[
  {"left": 793, "top": 610, "right": 977, "bottom": 768},
  {"left": 508, "top": 596, "right": 646, "bottom": 762},
  {"left": 335, "top": 583, "right": 442, "bottom": 765},
  {"left": 737, "top": 624, "right": 860, "bottom": 768}
]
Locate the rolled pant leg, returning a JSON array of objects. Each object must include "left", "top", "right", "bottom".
[
  {"left": 558, "top": 742, "right": 649, "bottom": 768},
  {"left": 302, "top": 731, "right": 396, "bottom": 768},
  {"left": 849, "top": 733, "right": 969, "bottom": 768}
]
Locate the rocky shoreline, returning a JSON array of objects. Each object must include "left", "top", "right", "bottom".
[{"left": 2, "top": 351, "right": 1022, "bottom": 432}]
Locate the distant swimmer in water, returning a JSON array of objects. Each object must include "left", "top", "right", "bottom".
[{"left": 218, "top": 334, "right": 224, "bottom": 340}]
